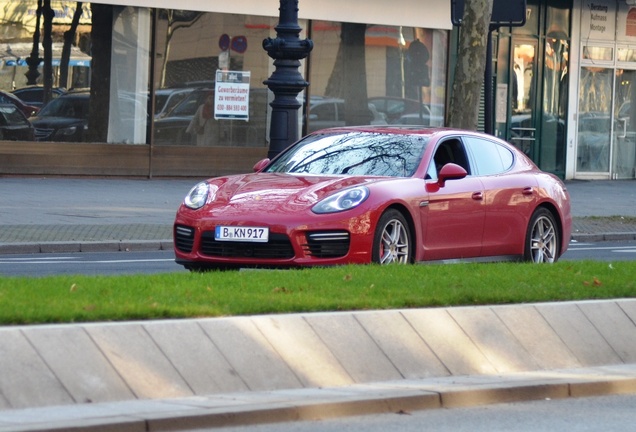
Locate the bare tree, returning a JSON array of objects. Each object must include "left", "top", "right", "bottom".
[
  {"left": 41, "top": 0, "right": 54, "bottom": 105},
  {"left": 158, "top": 10, "right": 203, "bottom": 87},
  {"left": 59, "top": 2, "right": 84, "bottom": 90},
  {"left": 447, "top": 0, "right": 494, "bottom": 130},
  {"left": 87, "top": 3, "right": 113, "bottom": 142}
]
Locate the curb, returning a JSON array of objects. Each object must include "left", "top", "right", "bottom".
[
  {"left": 0, "top": 240, "right": 172, "bottom": 255},
  {"left": 1, "top": 232, "right": 635, "bottom": 255},
  {"left": 2, "top": 365, "right": 635, "bottom": 432}
]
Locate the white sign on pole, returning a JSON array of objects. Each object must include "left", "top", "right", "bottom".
[{"left": 214, "top": 70, "right": 250, "bottom": 121}]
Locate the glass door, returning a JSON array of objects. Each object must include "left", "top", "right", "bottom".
[
  {"left": 577, "top": 67, "right": 613, "bottom": 174},
  {"left": 613, "top": 69, "right": 636, "bottom": 179}
]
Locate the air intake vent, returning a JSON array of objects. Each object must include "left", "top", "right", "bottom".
[
  {"left": 302, "top": 231, "right": 350, "bottom": 258},
  {"left": 174, "top": 225, "right": 195, "bottom": 253}
]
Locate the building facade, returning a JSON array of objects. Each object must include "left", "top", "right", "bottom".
[{"left": 0, "top": 0, "right": 634, "bottom": 181}]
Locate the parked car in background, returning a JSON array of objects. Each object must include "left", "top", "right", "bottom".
[
  {"left": 154, "top": 87, "right": 268, "bottom": 146},
  {"left": 29, "top": 89, "right": 146, "bottom": 142},
  {"left": 11, "top": 86, "right": 66, "bottom": 109},
  {"left": 154, "top": 88, "right": 193, "bottom": 119},
  {"left": 0, "top": 90, "right": 39, "bottom": 118},
  {"left": 0, "top": 104, "right": 35, "bottom": 140},
  {"left": 307, "top": 98, "right": 388, "bottom": 133},
  {"left": 174, "top": 126, "right": 571, "bottom": 271},
  {"left": 395, "top": 111, "right": 444, "bottom": 127},
  {"left": 367, "top": 96, "right": 430, "bottom": 123},
  {"left": 29, "top": 90, "right": 89, "bottom": 141}
]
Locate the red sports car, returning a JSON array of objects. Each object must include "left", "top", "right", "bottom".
[{"left": 174, "top": 126, "right": 571, "bottom": 270}]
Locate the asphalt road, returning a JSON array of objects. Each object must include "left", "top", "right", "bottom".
[
  {"left": 1, "top": 239, "right": 635, "bottom": 276},
  {"left": 203, "top": 393, "right": 636, "bottom": 432}
]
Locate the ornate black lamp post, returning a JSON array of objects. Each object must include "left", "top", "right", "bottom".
[{"left": 262, "top": 0, "right": 313, "bottom": 159}]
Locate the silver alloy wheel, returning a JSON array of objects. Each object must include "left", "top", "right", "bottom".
[
  {"left": 529, "top": 214, "right": 558, "bottom": 263},
  {"left": 378, "top": 218, "right": 410, "bottom": 264}
]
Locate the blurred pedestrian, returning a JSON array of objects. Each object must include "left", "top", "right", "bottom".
[{"left": 186, "top": 91, "right": 215, "bottom": 145}]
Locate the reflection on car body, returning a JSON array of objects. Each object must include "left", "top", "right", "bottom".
[{"left": 174, "top": 125, "right": 571, "bottom": 271}]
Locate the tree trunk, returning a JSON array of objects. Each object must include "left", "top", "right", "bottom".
[
  {"left": 447, "top": 0, "right": 494, "bottom": 130},
  {"left": 59, "top": 2, "right": 83, "bottom": 89},
  {"left": 42, "top": 0, "right": 54, "bottom": 105},
  {"left": 87, "top": 3, "right": 113, "bottom": 142},
  {"left": 324, "top": 23, "right": 370, "bottom": 125}
]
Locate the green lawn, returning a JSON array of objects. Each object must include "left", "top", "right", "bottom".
[{"left": 1, "top": 260, "right": 634, "bottom": 325}]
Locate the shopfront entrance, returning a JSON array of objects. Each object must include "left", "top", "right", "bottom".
[
  {"left": 575, "top": 0, "right": 636, "bottom": 179},
  {"left": 578, "top": 65, "right": 636, "bottom": 179}
]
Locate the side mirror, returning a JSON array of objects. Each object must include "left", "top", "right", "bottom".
[
  {"left": 438, "top": 163, "right": 467, "bottom": 186},
  {"left": 252, "top": 158, "right": 270, "bottom": 172}
]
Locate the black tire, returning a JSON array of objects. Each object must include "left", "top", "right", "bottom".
[
  {"left": 372, "top": 209, "right": 413, "bottom": 264},
  {"left": 524, "top": 207, "right": 560, "bottom": 263}
]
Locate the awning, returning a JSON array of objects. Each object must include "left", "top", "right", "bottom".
[{"left": 90, "top": 0, "right": 453, "bottom": 30}]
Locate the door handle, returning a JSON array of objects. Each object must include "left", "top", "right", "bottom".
[
  {"left": 472, "top": 192, "right": 483, "bottom": 201},
  {"left": 522, "top": 187, "right": 534, "bottom": 195}
]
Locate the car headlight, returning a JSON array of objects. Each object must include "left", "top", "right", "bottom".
[
  {"left": 184, "top": 182, "right": 215, "bottom": 210},
  {"left": 312, "top": 186, "right": 369, "bottom": 214},
  {"left": 56, "top": 126, "right": 78, "bottom": 136}
]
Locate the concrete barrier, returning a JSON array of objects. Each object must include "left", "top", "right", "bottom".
[{"left": 1, "top": 299, "right": 635, "bottom": 411}]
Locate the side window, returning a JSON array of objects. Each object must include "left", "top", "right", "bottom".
[
  {"left": 311, "top": 103, "right": 336, "bottom": 121},
  {"left": 464, "top": 137, "right": 514, "bottom": 176},
  {"left": 431, "top": 138, "right": 471, "bottom": 177}
]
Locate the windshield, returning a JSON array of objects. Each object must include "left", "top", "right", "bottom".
[
  {"left": 266, "top": 131, "right": 429, "bottom": 177},
  {"left": 38, "top": 96, "right": 89, "bottom": 119}
]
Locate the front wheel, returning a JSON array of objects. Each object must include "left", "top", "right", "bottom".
[
  {"left": 372, "top": 209, "right": 412, "bottom": 264},
  {"left": 524, "top": 208, "right": 560, "bottom": 263}
]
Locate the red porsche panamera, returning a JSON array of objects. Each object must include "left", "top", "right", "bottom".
[{"left": 174, "top": 126, "right": 571, "bottom": 270}]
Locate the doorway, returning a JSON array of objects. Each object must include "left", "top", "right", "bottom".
[{"left": 577, "top": 67, "right": 636, "bottom": 179}]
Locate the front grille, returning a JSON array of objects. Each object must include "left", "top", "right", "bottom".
[
  {"left": 34, "top": 128, "right": 54, "bottom": 141},
  {"left": 302, "top": 231, "right": 350, "bottom": 258},
  {"left": 200, "top": 231, "right": 294, "bottom": 259},
  {"left": 174, "top": 225, "right": 195, "bottom": 252}
]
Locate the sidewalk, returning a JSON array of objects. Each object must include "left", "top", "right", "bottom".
[{"left": 0, "top": 178, "right": 635, "bottom": 254}]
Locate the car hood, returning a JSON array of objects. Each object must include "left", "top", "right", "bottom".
[
  {"left": 202, "top": 172, "right": 384, "bottom": 214},
  {"left": 30, "top": 117, "right": 86, "bottom": 128}
]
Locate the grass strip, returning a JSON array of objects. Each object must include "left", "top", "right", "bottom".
[{"left": 0, "top": 260, "right": 634, "bottom": 325}]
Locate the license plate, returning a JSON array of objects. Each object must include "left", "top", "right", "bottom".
[{"left": 215, "top": 226, "right": 269, "bottom": 242}]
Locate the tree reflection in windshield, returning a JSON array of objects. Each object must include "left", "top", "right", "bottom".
[{"left": 266, "top": 131, "right": 429, "bottom": 177}]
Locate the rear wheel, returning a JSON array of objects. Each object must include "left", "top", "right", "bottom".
[
  {"left": 372, "top": 209, "right": 412, "bottom": 264},
  {"left": 524, "top": 208, "right": 560, "bottom": 263}
]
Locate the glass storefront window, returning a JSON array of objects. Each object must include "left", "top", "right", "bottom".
[
  {"left": 0, "top": 3, "right": 449, "bottom": 156},
  {"left": 0, "top": 2, "right": 153, "bottom": 145},
  {"left": 617, "top": 46, "right": 636, "bottom": 62},
  {"left": 540, "top": 37, "right": 569, "bottom": 174},
  {"left": 577, "top": 67, "right": 613, "bottom": 172},
  {"left": 152, "top": 11, "right": 274, "bottom": 148},
  {"left": 612, "top": 69, "right": 636, "bottom": 179},
  {"left": 582, "top": 45, "right": 614, "bottom": 61},
  {"left": 306, "top": 22, "right": 447, "bottom": 131}
]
